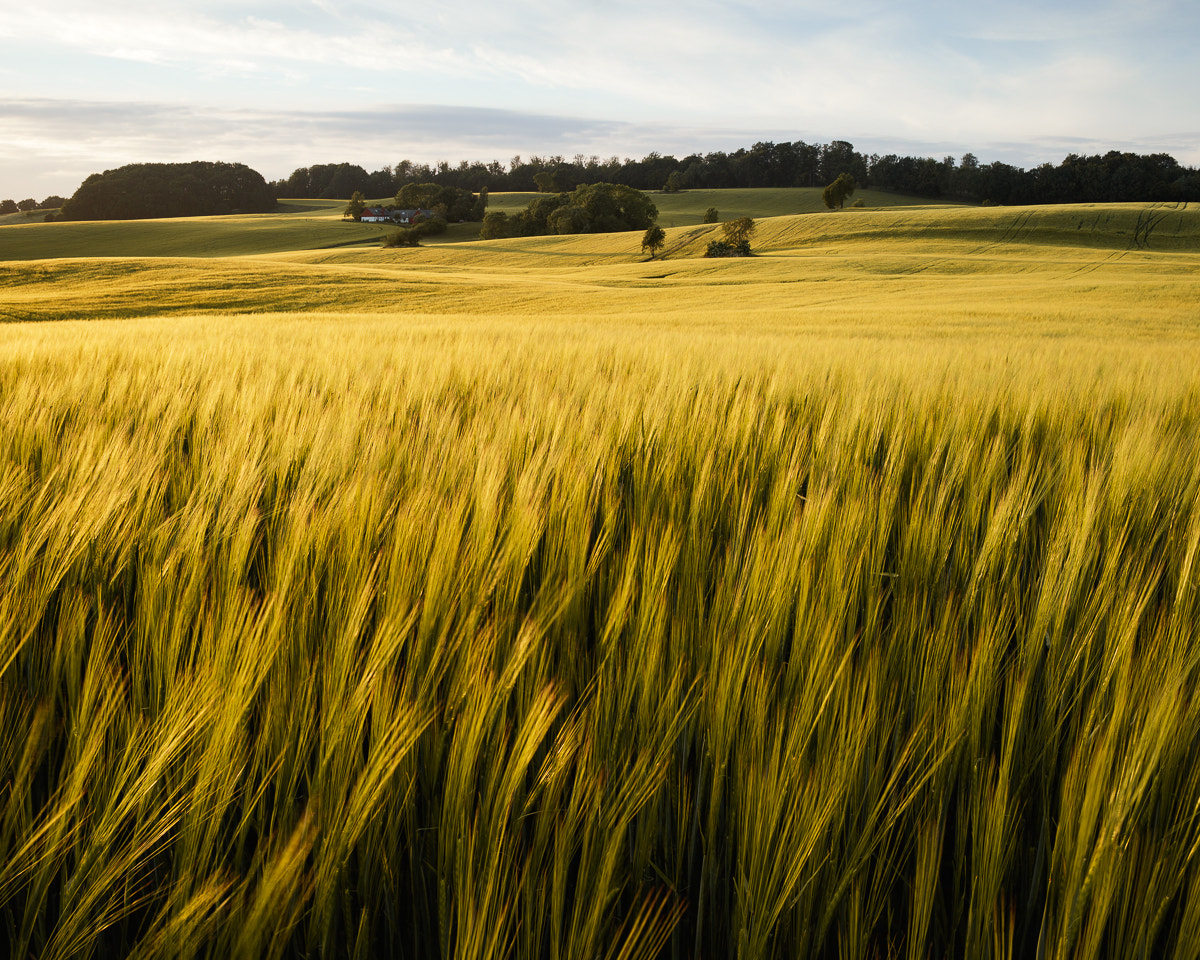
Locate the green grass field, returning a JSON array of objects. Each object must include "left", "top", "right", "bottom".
[{"left": 2, "top": 193, "right": 1200, "bottom": 959}]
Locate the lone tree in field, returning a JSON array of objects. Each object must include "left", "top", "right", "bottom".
[
  {"left": 723, "top": 217, "right": 757, "bottom": 246},
  {"left": 641, "top": 224, "right": 666, "bottom": 259},
  {"left": 345, "top": 191, "right": 367, "bottom": 221},
  {"left": 703, "top": 207, "right": 719, "bottom": 223},
  {"left": 822, "top": 173, "right": 857, "bottom": 209}
]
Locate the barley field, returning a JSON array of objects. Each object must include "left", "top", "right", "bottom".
[{"left": 2, "top": 196, "right": 1200, "bottom": 959}]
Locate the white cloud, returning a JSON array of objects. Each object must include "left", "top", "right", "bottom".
[{"left": 0, "top": 0, "right": 1197, "bottom": 197}]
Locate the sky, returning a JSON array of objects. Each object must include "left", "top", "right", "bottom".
[{"left": 2, "top": 0, "right": 1198, "bottom": 200}]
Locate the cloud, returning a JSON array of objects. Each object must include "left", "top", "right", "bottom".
[
  {"left": 1, "top": 1, "right": 1197, "bottom": 197},
  {"left": 4, "top": 96, "right": 1197, "bottom": 202},
  {"left": 0, "top": 99, "right": 641, "bottom": 197}
]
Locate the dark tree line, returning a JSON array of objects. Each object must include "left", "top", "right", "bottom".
[
  {"left": 868, "top": 150, "right": 1200, "bottom": 205},
  {"left": 1, "top": 197, "right": 67, "bottom": 215},
  {"left": 12, "top": 145, "right": 1199, "bottom": 224},
  {"left": 270, "top": 145, "right": 860, "bottom": 199},
  {"left": 60, "top": 162, "right": 276, "bottom": 221},
  {"left": 272, "top": 142, "right": 1200, "bottom": 207}
]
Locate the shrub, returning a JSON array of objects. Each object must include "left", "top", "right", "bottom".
[
  {"left": 704, "top": 238, "right": 752, "bottom": 258},
  {"left": 852, "top": 198, "right": 866, "bottom": 208},
  {"left": 703, "top": 207, "right": 719, "bottom": 224},
  {"left": 382, "top": 228, "right": 420, "bottom": 247},
  {"left": 413, "top": 217, "right": 448, "bottom": 237}
]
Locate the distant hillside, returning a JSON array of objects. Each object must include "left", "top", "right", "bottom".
[
  {"left": 4, "top": 200, "right": 1197, "bottom": 324},
  {"left": 61, "top": 161, "right": 276, "bottom": 221},
  {"left": 0, "top": 190, "right": 953, "bottom": 260}
]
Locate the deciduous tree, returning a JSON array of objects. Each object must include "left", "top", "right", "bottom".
[
  {"left": 479, "top": 211, "right": 511, "bottom": 240},
  {"left": 722, "top": 216, "right": 757, "bottom": 246},
  {"left": 822, "top": 173, "right": 856, "bottom": 209},
  {"left": 641, "top": 225, "right": 666, "bottom": 259}
]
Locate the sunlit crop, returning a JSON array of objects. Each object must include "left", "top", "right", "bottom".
[{"left": 2, "top": 195, "right": 1199, "bottom": 959}]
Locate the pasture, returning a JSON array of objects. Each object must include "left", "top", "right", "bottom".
[{"left": 1, "top": 195, "right": 1199, "bottom": 960}]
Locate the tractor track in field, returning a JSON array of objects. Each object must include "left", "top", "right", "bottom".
[
  {"left": 1063, "top": 250, "right": 1129, "bottom": 279},
  {"left": 1129, "top": 207, "right": 1171, "bottom": 250},
  {"left": 660, "top": 226, "right": 713, "bottom": 259},
  {"left": 969, "top": 210, "right": 1037, "bottom": 257}
]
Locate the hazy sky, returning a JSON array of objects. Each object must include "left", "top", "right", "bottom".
[{"left": 2, "top": 0, "right": 1198, "bottom": 199}]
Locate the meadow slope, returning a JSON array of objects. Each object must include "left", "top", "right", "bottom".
[
  {"left": 0, "top": 187, "right": 946, "bottom": 261},
  {"left": 1, "top": 198, "right": 1199, "bottom": 960},
  {"left": 2, "top": 201, "right": 1198, "bottom": 333}
]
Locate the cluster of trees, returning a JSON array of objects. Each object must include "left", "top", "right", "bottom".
[
  {"left": 478, "top": 183, "right": 658, "bottom": 240},
  {"left": 1, "top": 196, "right": 67, "bottom": 215},
  {"left": 271, "top": 162, "right": 398, "bottom": 200},
  {"left": 393, "top": 183, "right": 486, "bottom": 222},
  {"left": 59, "top": 162, "right": 276, "bottom": 221},
  {"left": 347, "top": 184, "right": 485, "bottom": 224},
  {"left": 274, "top": 142, "right": 1200, "bottom": 208}
]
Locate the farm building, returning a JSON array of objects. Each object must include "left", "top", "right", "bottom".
[
  {"left": 391, "top": 208, "right": 437, "bottom": 225},
  {"left": 360, "top": 207, "right": 439, "bottom": 224}
]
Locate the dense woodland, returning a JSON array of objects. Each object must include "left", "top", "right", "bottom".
[
  {"left": 59, "top": 161, "right": 277, "bottom": 221},
  {"left": 272, "top": 143, "right": 1200, "bottom": 206}
]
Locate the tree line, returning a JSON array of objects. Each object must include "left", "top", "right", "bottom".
[
  {"left": 14, "top": 143, "right": 1198, "bottom": 225},
  {"left": 272, "top": 143, "right": 1200, "bottom": 207},
  {"left": 1, "top": 197, "right": 68, "bottom": 217}
]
